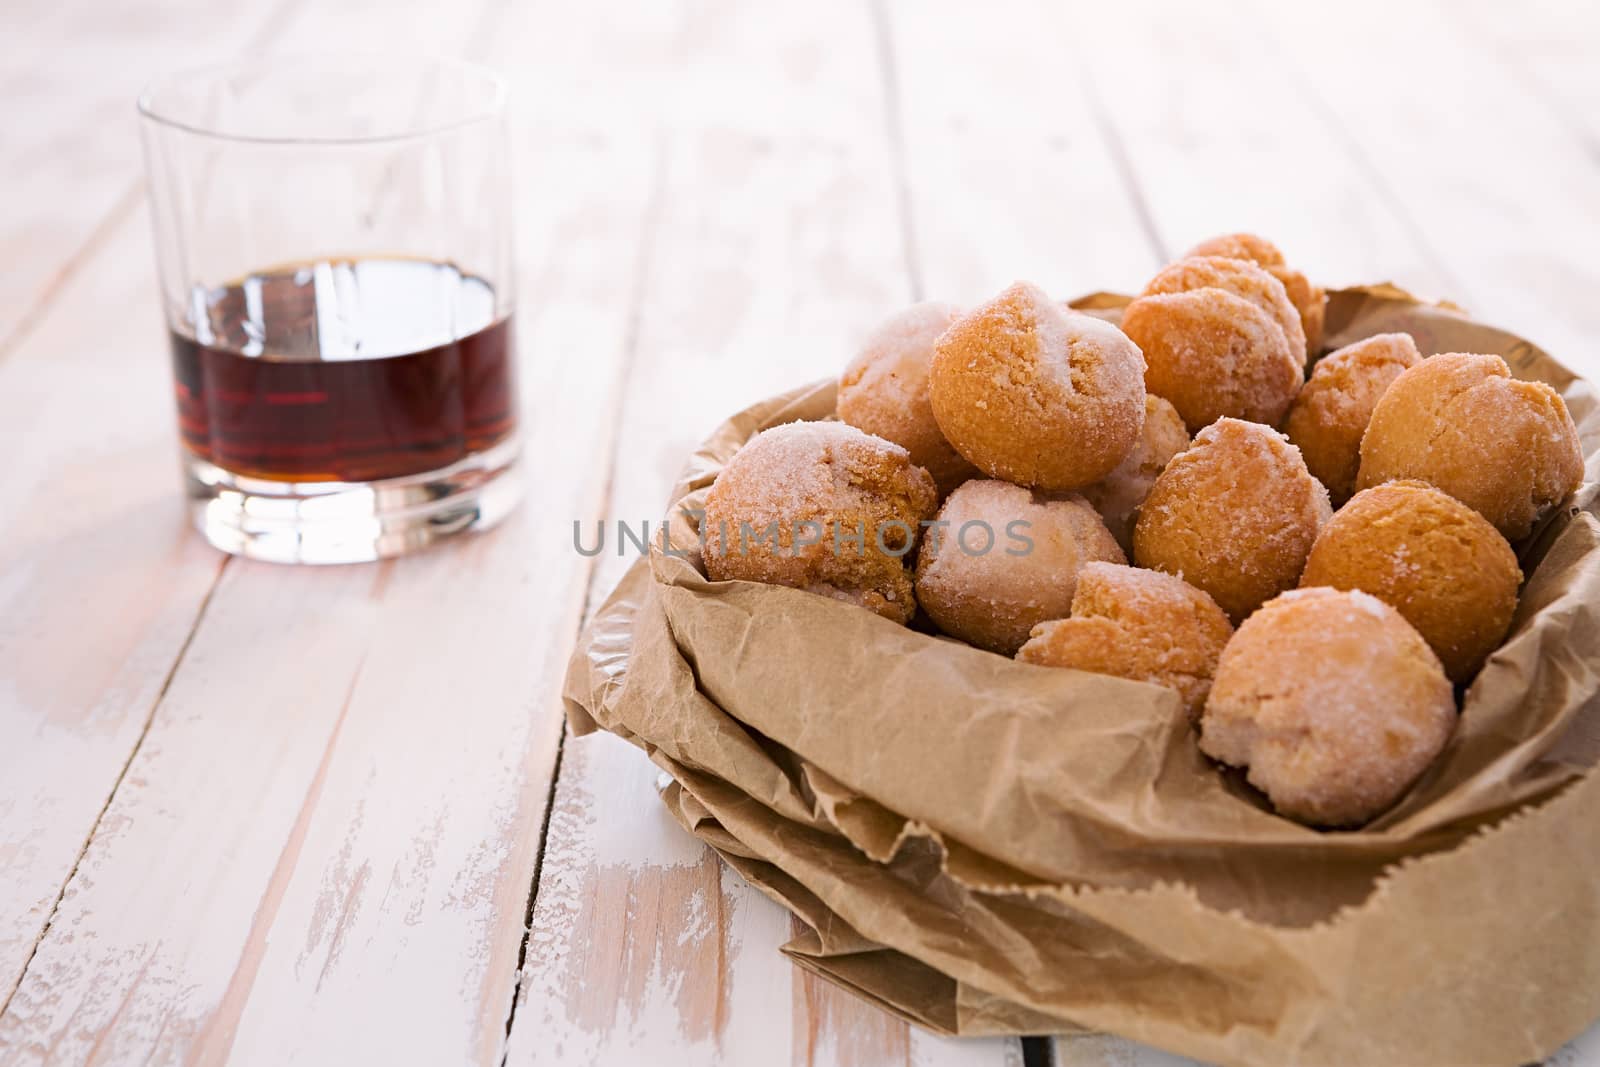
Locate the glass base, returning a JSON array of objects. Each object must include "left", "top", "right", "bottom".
[{"left": 183, "top": 437, "right": 523, "bottom": 564}]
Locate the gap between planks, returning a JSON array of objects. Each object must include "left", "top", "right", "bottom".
[
  {"left": 866, "top": 0, "right": 926, "bottom": 304},
  {"left": 0, "top": 554, "right": 231, "bottom": 1020},
  {"left": 1235, "top": 0, "right": 1467, "bottom": 298},
  {"left": 0, "top": 0, "right": 516, "bottom": 1037},
  {"left": 0, "top": 0, "right": 314, "bottom": 1006},
  {"left": 493, "top": 133, "right": 671, "bottom": 1064}
]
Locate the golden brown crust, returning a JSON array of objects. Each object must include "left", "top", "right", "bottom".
[
  {"left": 914, "top": 480, "right": 1125, "bottom": 654},
  {"left": 703, "top": 421, "right": 938, "bottom": 623},
  {"left": 1017, "top": 562, "right": 1232, "bottom": 720},
  {"left": 1080, "top": 394, "right": 1191, "bottom": 555},
  {"left": 1142, "top": 255, "right": 1306, "bottom": 359},
  {"left": 1186, "top": 233, "right": 1288, "bottom": 269},
  {"left": 1301, "top": 480, "right": 1521, "bottom": 682},
  {"left": 837, "top": 301, "right": 980, "bottom": 496},
  {"left": 1133, "top": 418, "right": 1332, "bottom": 623},
  {"left": 1284, "top": 332, "right": 1422, "bottom": 504},
  {"left": 1356, "top": 352, "right": 1584, "bottom": 540},
  {"left": 1199, "top": 587, "right": 1456, "bottom": 827},
  {"left": 928, "top": 282, "right": 1146, "bottom": 491},
  {"left": 1185, "top": 232, "right": 1327, "bottom": 359},
  {"left": 1122, "top": 257, "right": 1304, "bottom": 431}
]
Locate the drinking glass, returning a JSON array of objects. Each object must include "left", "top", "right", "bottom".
[{"left": 139, "top": 56, "right": 520, "bottom": 564}]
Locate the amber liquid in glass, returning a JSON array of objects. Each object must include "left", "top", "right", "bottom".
[{"left": 169, "top": 257, "right": 516, "bottom": 483}]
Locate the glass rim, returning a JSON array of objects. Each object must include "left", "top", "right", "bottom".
[{"left": 137, "top": 54, "right": 509, "bottom": 147}]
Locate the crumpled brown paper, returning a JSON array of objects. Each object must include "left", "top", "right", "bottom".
[{"left": 563, "top": 287, "right": 1600, "bottom": 1067}]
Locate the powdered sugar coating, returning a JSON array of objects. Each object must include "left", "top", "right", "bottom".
[
  {"left": 1200, "top": 587, "right": 1456, "bottom": 827},
  {"left": 1301, "top": 479, "right": 1521, "bottom": 682},
  {"left": 914, "top": 480, "right": 1125, "bottom": 654},
  {"left": 928, "top": 281, "right": 1147, "bottom": 491},
  {"left": 1080, "top": 393, "right": 1191, "bottom": 555},
  {"left": 1284, "top": 332, "right": 1422, "bottom": 504},
  {"left": 703, "top": 421, "right": 938, "bottom": 623},
  {"left": 1017, "top": 562, "right": 1232, "bottom": 720},
  {"left": 1133, "top": 417, "right": 1332, "bottom": 623},
  {"left": 1357, "top": 352, "right": 1584, "bottom": 540},
  {"left": 1142, "top": 255, "right": 1306, "bottom": 359},
  {"left": 1122, "top": 257, "right": 1305, "bottom": 431},
  {"left": 1185, "top": 232, "right": 1327, "bottom": 360},
  {"left": 837, "top": 301, "right": 980, "bottom": 495}
]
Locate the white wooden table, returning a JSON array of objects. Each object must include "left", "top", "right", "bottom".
[{"left": 2, "top": 1, "right": 1597, "bottom": 1064}]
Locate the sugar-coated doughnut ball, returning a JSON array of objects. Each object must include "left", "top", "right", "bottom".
[
  {"left": 1018, "top": 562, "right": 1232, "bottom": 721},
  {"left": 1081, "top": 393, "right": 1191, "bottom": 555},
  {"left": 1357, "top": 352, "right": 1584, "bottom": 540},
  {"left": 914, "top": 479, "right": 1124, "bottom": 654},
  {"left": 1186, "top": 232, "right": 1327, "bottom": 360},
  {"left": 1134, "top": 418, "right": 1331, "bottom": 623},
  {"left": 1301, "top": 481, "right": 1521, "bottom": 683},
  {"left": 704, "top": 421, "right": 937, "bottom": 624},
  {"left": 1122, "top": 256, "right": 1305, "bottom": 431},
  {"left": 838, "top": 301, "right": 980, "bottom": 495},
  {"left": 1284, "top": 332, "right": 1422, "bottom": 504},
  {"left": 929, "top": 281, "right": 1146, "bottom": 491},
  {"left": 1200, "top": 587, "right": 1456, "bottom": 827}
]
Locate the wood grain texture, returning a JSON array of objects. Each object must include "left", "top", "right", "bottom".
[
  {"left": 0, "top": 0, "right": 300, "bottom": 352},
  {"left": 0, "top": 0, "right": 1596, "bottom": 1063},
  {"left": 0, "top": 0, "right": 588, "bottom": 1063},
  {"left": 1257, "top": 5, "right": 1600, "bottom": 1058},
  {"left": 882, "top": 0, "right": 1164, "bottom": 303},
  {"left": 1454, "top": 0, "right": 1600, "bottom": 160},
  {"left": 0, "top": 0, "right": 313, "bottom": 1005},
  {"left": 1043, "top": 1, "right": 1600, "bottom": 1063},
  {"left": 506, "top": 2, "right": 1016, "bottom": 1063},
  {"left": 0, "top": 212, "right": 226, "bottom": 1006},
  {"left": 1057, "top": 0, "right": 1456, "bottom": 296},
  {"left": 1256, "top": 0, "right": 1600, "bottom": 377}
]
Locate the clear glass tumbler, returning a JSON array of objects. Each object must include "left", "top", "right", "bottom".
[{"left": 139, "top": 56, "right": 521, "bottom": 564}]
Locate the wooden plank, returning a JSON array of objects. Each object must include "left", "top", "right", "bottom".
[
  {"left": 1051, "top": 0, "right": 1456, "bottom": 298},
  {"left": 1454, "top": 0, "right": 1600, "bottom": 160},
  {"left": 0, "top": 131, "right": 652, "bottom": 1066},
  {"left": 882, "top": 0, "right": 1163, "bottom": 303},
  {"left": 1252, "top": 4, "right": 1600, "bottom": 1058},
  {"left": 0, "top": 0, "right": 326, "bottom": 1009},
  {"left": 507, "top": 2, "right": 1020, "bottom": 1063},
  {"left": 1257, "top": 0, "right": 1600, "bottom": 372},
  {"left": 0, "top": 220, "right": 226, "bottom": 1006},
  {"left": 882, "top": 3, "right": 1191, "bottom": 1061},
  {"left": 0, "top": 0, "right": 302, "bottom": 349},
  {"left": 0, "top": 0, "right": 591, "bottom": 1062},
  {"left": 1037, "top": 1, "right": 1600, "bottom": 1062}
]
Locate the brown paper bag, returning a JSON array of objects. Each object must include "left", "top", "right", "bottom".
[{"left": 564, "top": 287, "right": 1600, "bottom": 1067}]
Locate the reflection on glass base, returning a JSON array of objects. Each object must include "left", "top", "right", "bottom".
[{"left": 182, "top": 437, "right": 523, "bottom": 564}]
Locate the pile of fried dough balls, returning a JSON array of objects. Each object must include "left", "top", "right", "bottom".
[{"left": 701, "top": 233, "right": 1585, "bottom": 828}]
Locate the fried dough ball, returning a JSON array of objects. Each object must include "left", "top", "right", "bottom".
[
  {"left": 703, "top": 421, "right": 938, "bottom": 624},
  {"left": 1301, "top": 480, "right": 1521, "bottom": 682},
  {"left": 1186, "top": 232, "right": 1327, "bottom": 360},
  {"left": 914, "top": 480, "right": 1124, "bottom": 654},
  {"left": 1200, "top": 587, "right": 1456, "bottom": 827},
  {"left": 1357, "top": 352, "right": 1584, "bottom": 540},
  {"left": 1080, "top": 394, "right": 1191, "bottom": 555},
  {"left": 929, "top": 281, "right": 1146, "bottom": 491},
  {"left": 1133, "top": 418, "right": 1332, "bottom": 623},
  {"left": 1284, "top": 332, "right": 1423, "bottom": 504},
  {"left": 1017, "top": 562, "right": 1232, "bottom": 721},
  {"left": 1122, "top": 256, "right": 1305, "bottom": 431},
  {"left": 837, "top": 301, "right": 980, "bottom": 495}
]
